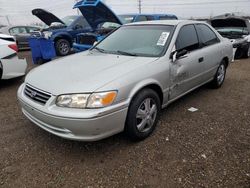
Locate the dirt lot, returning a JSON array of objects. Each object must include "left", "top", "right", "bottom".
[{"left": 0, "top": 51, "right": 249, "bottom": 188}]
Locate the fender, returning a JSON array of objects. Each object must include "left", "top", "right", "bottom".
[
  {"left": 128, "top": 78, "right": 165, "bottom": 104},
  {"left": 51, "top": 32, "right": 73, "bottom": 44}
]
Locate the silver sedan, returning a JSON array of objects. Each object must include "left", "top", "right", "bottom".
[{"left": 18, "top": 20, "right": 233, "bottom": 141}]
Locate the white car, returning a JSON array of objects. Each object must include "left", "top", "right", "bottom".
[{"left": 0, "top": 34, "right": 27, "bottom": 80}]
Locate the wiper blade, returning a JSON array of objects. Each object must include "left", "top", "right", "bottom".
[
  {"left": 116, "top": 50, "right": 138, "bottom": 56},
  {"left": 93, "top": 47, "right": 107, "bottom": 53}
]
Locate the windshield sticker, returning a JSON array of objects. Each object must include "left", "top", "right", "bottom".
[{"left": 157, "top": 32, "right": 170, "bottom": 46}]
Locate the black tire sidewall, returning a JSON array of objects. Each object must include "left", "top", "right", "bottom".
[
  {"left": 125, "top": 89, "right": 161, "bottom": 141},
  {"left": 55, "top": 39, "right": 70, "bottom": 56},
  {"left": 0, "top": 62, "right": 3, "bottom": 80}
]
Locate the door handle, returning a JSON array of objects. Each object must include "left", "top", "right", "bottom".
[{"left": 198, "top": 57, "right": 204, "bottom": 63}]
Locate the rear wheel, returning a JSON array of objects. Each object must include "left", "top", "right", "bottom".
[
  {"left": 55, "top": 39, "right": 71, "bottom": 56},
  {"left": 210, "top": 60, "right": 227, "bottom": 88},
  {"left": 125, "top": 89, "right": 161, "bottom": 141}
]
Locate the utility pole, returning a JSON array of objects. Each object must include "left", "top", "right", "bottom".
[
  {"left": 138, "top": 0, "right": 142, "bottom": 14},
  {"left": 6, "top": 15, "right": 10, "bottom": 25}
]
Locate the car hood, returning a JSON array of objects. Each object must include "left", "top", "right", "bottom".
[
  {"left": 73, "top": 0, "right": 122, "bottom": 30},
  {"left": 32, "top": 9, "right": 65, "bottom": 26},
  {"left": 25, "top": 51, "right": 158, "bottom": 95},
  {"left": 211, "top": 18, "right": 247, "bottom": 28}
]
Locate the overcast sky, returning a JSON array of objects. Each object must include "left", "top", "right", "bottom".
[{"left": 0, "top": 0, "right": 250, "bottom": 25}]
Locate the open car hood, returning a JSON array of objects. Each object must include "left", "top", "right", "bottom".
[
  {"left": 32, "top": 9, "right": 64, "bottom": 26},
  {"left": 210, "top": 14, "right": 250, "bottom": 31},
  {"left": 74, "top": 0, "right": 122, "bottom": 30},
  {"left": 211, "top": 18, "right": 247, "bottom": 28}
]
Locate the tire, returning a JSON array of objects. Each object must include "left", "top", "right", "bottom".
[
  {"left": 210, "top": 60, "right": 227, "bottom": 89},
  {"left": 0, "top": 62, "right": 3, "bottom": 81},
  {"left": 55, "top": 39, "right": 71, "bottom": 56},
  {"left": 125, "top": 88, "right": 161, "bottom": 141},
  {"left": 244, "top": 45, "right": 250, "bottom": 58}
]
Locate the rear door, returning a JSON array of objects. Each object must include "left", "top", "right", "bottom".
[
  {"left": 170, "top": 24, "right": 205, "bottom": 100},
  {"left": 195, "top": 24, "right": 221, "bottom": 80}
]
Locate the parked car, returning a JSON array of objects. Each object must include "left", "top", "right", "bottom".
[
  {"left": 0, "top": 34, "right": 27, "bottom": 80},
  {"left": 210, "top": 14, "right": 250, "bottom": 59},
  {"left": 18, "top": 20, "right": 233, "bottom": 141},
  {"left": 118, "top": 14, "right": 178, "bottom": 24},
  {"left": 0, "top": 25, "right": 40, "bottom": 50},
  {"left": 31, "top": 9, "right": 91, "bottom": 56}
]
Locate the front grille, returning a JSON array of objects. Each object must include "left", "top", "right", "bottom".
[{"left": 24, "top": 85, "right": 51, "bottom": 105}]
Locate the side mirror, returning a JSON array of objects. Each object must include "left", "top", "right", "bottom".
[
  {"left": 170, "top": 49, "right": 188, "bottom": 62},
  {"left": 176, "top": 49, "right": 188, "bottom": 59}
]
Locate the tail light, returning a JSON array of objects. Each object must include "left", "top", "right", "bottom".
[{"left": 8, "top": 44, "right": 18, "bottom": 52}]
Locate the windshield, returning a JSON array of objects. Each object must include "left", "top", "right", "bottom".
[
  {"left": 61, "top": 16, "right": 78, "bottom": 26},
  {"left": 95, "top": 25, "right": 174, "bottom": 57},
  {"left": 118, "top": 15, "right": 135, "bottom": 24}
]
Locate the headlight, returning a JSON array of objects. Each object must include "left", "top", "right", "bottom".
[
  {"left": 56, "top": 91, "right": 117, "bottom": 109},
  {"left": 43, "top": 31, "right": 53, "bottom": 39},
  {"left": 87, "top": 91, "right": 117, "bottom": 108},
  {"left": 56, "top": 94, "right": 90, "bottom": 108}
]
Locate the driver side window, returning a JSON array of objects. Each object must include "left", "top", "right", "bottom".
[{"left": 176, "top": 24, "right": 199, "bottom": 52}]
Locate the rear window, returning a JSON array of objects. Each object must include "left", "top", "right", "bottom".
[
  {"left": 195, "top": 24, "right": 219, "bottom": 46},
  {"left": 9, "top": 27, "right": 27, "bottom": 35}
]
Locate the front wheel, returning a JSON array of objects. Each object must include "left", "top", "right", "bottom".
[
  {"left": 0, "top": 62, "right": 3, "bottom": 80},
  {"left": 125, "top": 89, "right": 161, "bottom": 141},
  {"left": 244, "top": 45, "right": 250, "bottom": 58},
  {"left": 55, "top": 39, "right": 71, "bottom": 56},
  {"left": 210, "top": 61, "right": 227, "bottom": 88}
]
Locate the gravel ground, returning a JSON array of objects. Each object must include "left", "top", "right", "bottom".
[{"left": 0, "top": 52, "right": 249, "bottom": 188}]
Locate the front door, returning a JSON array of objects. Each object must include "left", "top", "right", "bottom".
[{"left": 170, "top": 24, "right": 205, "bottom": 100}]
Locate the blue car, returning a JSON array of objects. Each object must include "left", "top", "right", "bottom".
[
  {"left": 118, "top": 14, "right": 178, "bottom": 24},
  {"left": 32, "top": 9, "right": 92, "bottom": 56},
  {"left": 31, "top": 0, "right": 122, "bottom": 56}
]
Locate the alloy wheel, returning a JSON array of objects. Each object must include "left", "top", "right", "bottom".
[
  {"left": 136, "top": 98, "right": 158, "bottom": 133},
  {"left": 217, "top": 64, "right": 225, "bottom": 85}
]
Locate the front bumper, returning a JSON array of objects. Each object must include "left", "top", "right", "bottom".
[{"left": 18, "top": 84, "right": 129, "bottom": 141}]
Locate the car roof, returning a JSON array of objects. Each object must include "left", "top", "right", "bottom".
[{"left": 125, "top": 19, "right": 205, "bottom": 26}]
